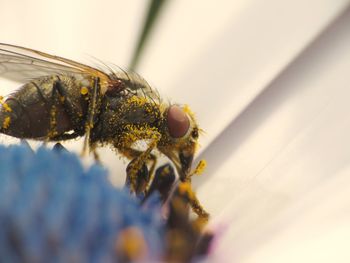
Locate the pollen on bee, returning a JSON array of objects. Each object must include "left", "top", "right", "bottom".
[
  {"left": 194, "top": 159, "right": 207, "bottom": 175},
  {"left": 0, "top": 96, "right": 12, "bottom": 113},
  {"left": 188, "top": 159, "right": 207, "bottom": 178},
  {"left": 80, "top": 86, "right": 89, "bottom": 95},
  {"left": 161, "top": 166, "right": 171, "bottom": 176},
  {"left": 115, "top": 227, "right": 147, "bottom": 261},
  {"left": 178, "top": 182, "right": 191, "bottom": 195},
  {"left": 59, "top": 95, "right": 65, "bottom": 103},
  {"left": 127, "top": 95, "right": 148, "bottom": 107},
  {"left": 183, "top": 104, "right": 194, "bottom": 116},
  {"left": 2, "top": 116, "right": 11, "bottom": 129},
  {"left": 118, "top": 124, "right": 160, "bottom": 149},
  {"left": 85, "top": 123, "right": 94, "bottom": 129}
]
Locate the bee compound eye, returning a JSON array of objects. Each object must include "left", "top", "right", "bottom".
[{"left": 167, "top": 105, "right": 190, "bottom": 138}]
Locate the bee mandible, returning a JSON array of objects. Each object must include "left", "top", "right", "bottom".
[{"left": 0, "top": 44, "right": 208, "bottom": 219}]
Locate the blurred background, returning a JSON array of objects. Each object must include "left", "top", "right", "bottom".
[{"left": 1, "top": 0, "right": 350, "bottom": 262}]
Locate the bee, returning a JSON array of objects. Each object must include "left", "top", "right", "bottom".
[{"left": 0, "top": 43, "right": 208, "bottom": 219}]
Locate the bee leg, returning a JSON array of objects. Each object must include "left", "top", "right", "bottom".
[
  {"left": 165, "top": 182, "right": 211, "bottom": 261},
  {"left": 88, "top": 143, "right": 101, "bottom": 164},
  {"left": 92, "top": 149, "right": 101, "bottom": 163},
  {"left": 47, "top": 81, "right": 60, "bottom": 140},
  {"left": 144, "top": 153, "right": 157, "bottom": 189},
  {"left": 126, "top": 159, "right": 149, "bottom": 196},
  {"left": 143, "top": 163, "right": 176, "bottom": 203},
  {"left": 181, "top": 182, "right": 210, "bottom": 221},
  {"left": 47, "top": 78, "right": 85, "bottom": 140},
  {"left": 121, "top": 147, "right": 157, "bottom": 194},
  {"left": 82, "top": 77, "right": 100, "bottom": 156}
]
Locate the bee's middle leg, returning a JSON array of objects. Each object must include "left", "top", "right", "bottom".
[{"left": 82, "top": 77, "right": 100, "bottom": 156}]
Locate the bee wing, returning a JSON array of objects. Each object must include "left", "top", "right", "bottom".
[{"left": 0, "top": 43, "right": 110, "bottom": 84}]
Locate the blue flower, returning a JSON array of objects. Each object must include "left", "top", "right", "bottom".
[{"left": 0, "top": 144, "right": 164, "bottom": 262}]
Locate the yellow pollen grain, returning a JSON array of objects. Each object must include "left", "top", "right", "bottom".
[
  {"left": 3, "top": 103, "right": 12, "bottom": 112},
  {"left": 59, "top": 95, "right": 65, "bottom": 103},
  {"left": 80, "top": 86, "right": 89, "bottom": 95},
  {"left": 178, "top": 182, "right": 191, "bottom": 195},
  {"left": 183, "top": 104, "right": 194, "bottom": 115},
  {"left": 194, "top": 159, "right": 207, "bottom": 175},
  {"left": 119, "top": 124, "right": 160, "bottom": 149},
  {"left": 192, "top": 216, "right": 209, "bottom": 231},
  {"left": 0, "top": 97, "right": 12, "bottom": 112},
  {"left": 85, "top": 123, "right": 94, "bottom": 129},
  {"left": 115, "top": 227, "right": 147, "bottom": 260},
  {"left": 161, "top": 166, "right": 170, "bottom": 177},
  {"left": 2, "top": 116, "right": 11, "bottom": 129},
  {"left": 127, "top": 96, "right": 148, "bottom": 106}
]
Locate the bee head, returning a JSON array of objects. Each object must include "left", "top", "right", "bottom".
[{"left": 159, "top": 105, "right": 200, "bottom": 181}]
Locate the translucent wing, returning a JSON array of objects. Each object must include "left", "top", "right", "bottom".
[{"left": 0, "top": 43, "right": 110, "bottom": 84}]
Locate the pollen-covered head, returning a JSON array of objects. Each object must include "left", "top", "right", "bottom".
[{"left": 159, "top": 105, "right": 200, "bottom": 181}]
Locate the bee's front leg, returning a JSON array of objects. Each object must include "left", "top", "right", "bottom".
[
  {"left": 121, "top": 146, "right": 157, "bottom": 195},
  {"left": 126, "top": 157, "right": 150, "bottom": 196}
]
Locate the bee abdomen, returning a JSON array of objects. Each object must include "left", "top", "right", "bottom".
[{"left": 0, "top": 76, "right": 88, "bottom": 139}]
